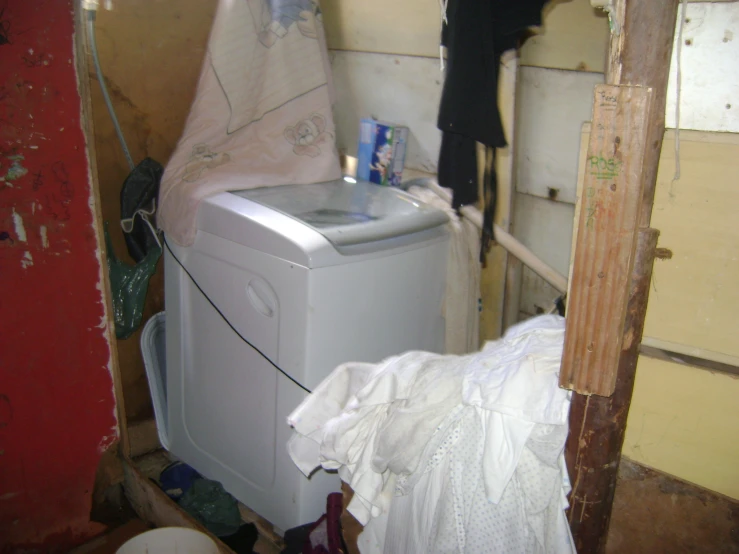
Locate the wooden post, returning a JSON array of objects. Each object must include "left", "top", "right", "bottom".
[{"left": 564, "top": 1, "right": 680, "bottom": 552}]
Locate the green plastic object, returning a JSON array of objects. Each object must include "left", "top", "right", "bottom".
[
  {"left": 104, "top": 222, "right": 161, "bottom": 340},
  {"left": 178, "top": 479, "right": 242, "bottom": 537}
]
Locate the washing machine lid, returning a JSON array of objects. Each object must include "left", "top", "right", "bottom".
[{"left": 233, "top": 178, "right": 449, "bottom": 248}]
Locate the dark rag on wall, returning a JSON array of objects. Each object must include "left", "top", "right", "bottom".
[{"left": 437, "top": 0, "right": 549, "bottom": 262}]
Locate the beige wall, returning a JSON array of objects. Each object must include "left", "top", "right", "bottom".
[
  {"left": 625, "top": 357, "right": 739, "bottom": 500},
  {"left": 622, "top": 130, "right": 739, "bottom": 499}
]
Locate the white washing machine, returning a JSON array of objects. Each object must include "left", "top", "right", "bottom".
[{"left": 163, "top": 178, "right": 449, "bottom": 532}]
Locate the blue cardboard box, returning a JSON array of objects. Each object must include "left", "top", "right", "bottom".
[{"left": 356, "top": 118, "right": 409, "bottom": 186}]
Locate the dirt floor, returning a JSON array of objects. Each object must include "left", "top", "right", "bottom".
[{"left": 606, "top": 457, "right": 739, "bottom": 553}]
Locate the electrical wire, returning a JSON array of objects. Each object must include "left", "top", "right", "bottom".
[
  {"left": 86, "top": 11, "right": 136, "bottom": 171},
  {"left": 163, "top": 237, "right": 312, "bottom": 394},
  {"left": 672, "top": 0, "right": 689, "bottom": 186}
]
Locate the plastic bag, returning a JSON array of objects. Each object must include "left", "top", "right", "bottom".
[
  {"left": 106, "top": 157, "right": 164, "bottom": 339},
  {"left": 159, "top": 461, "right": 201, "bottom": 501},
  {"left": 178, "top": 478, "right": 242, "bottom": 537},
  {"left": 120, "top": 157, "right": 163, "bottom": 262},
  {"left": 105, "top": 223, "right": 160, "bottom": 340}
]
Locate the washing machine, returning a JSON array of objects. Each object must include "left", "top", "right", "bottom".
[{"left": 163, "top": 177, "right": 449, "bottom": 532}]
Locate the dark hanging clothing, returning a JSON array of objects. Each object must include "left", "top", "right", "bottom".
[
  {"left": 437, "top": 0, "right": 549, "bottom": 260},
  {"left": 437, "top": 133, "right": 479, "bottom": 208}
]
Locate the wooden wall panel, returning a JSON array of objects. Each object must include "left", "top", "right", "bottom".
[
  {"left": 643, "top": 131, "right": 739, "bottom": 357},
  {"left": 515, "top": 67, "right": 603, "bottom": 204},
  {"left": 520, "top": 0, "right": 609, "bottom": 72},
  {"left": 322, "top": 0, "right": 610, "bottom": 72},
  {"left": 665, "top": 2, "right": 739, "bottom": 133},
  {"left": 622, "top": 357, "right": 739, "bottom": 500},
  {"left": 329, "top": 51, "right": 443, "bottom": 172},
  {"left": 573, "top": 125, "right": 739, "bottom": 359},
  {"left": 89, "top": 0, "right": 218, "bottom": 420},
  {"left": 321, "top": 0, "right": 440, "bottom": 58},
  {"left": 513, "top": 194, "right": 575, "bottom": 317}
]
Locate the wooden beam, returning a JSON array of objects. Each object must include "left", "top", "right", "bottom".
[
  {"left": 566, "top": 228, "right": 659, "bottom": 551},
  {"left": 560, "top": 84, "right": 652, "bottom": 396},
  {"left": 75, "top": 1, "right": 130, "bottom": 457},
  {"left": 564, "top": 0, "right": 680, "bottom": 551},
  {"left": 405, "top": 178, "right": 570, "bottom": 293},
  {"left": 121, "top": 457, "right": 236, "bottom": 554}
]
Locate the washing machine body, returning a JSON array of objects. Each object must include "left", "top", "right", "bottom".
[{"left": 163, "top": 178, "right": 449, "bottom": 532}]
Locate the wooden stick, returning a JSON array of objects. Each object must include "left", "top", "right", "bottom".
[
  {"left": 565, "top": 1, "right": 680, "bottom": 551},
  {"left": 420, "top": 180, "right": 569, "bottom": 293}
]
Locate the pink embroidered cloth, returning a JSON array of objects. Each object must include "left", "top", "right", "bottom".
[{"left": 158, "top": 0, "right": 341, "bottom": 246}]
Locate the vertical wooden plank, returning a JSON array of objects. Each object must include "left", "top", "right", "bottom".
[
  {"left": 560, "top": 84, "right": 652, "bottom": 396},
  {"left": 76, "top": 2, "right": 130, "bottom": 458},
  {"left": 480, "top": 51, "right": 518, "bottom": 341}
]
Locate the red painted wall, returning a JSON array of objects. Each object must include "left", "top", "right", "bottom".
[{"left": 0, "top": 1, "right": 119, "bottom": 551}]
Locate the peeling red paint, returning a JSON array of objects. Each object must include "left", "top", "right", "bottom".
[{"left": 0, "top": 1, "right": 118, "bottom": 551}]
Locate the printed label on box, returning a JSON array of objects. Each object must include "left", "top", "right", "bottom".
[{"left": 356, "top": 118, "right": 409, "bottom": 187}]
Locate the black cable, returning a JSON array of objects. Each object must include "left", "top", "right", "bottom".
[{"left": 163, "top": 237, "right": 312, "bottom": 394}]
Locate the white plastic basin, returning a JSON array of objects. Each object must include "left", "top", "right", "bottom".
[{"left": 116, "top": 527, "right": 218, "bottom": 554}]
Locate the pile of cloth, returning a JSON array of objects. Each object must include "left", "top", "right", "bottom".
[{"left": 287, "top": 315, "right": 576, "bottom": 554}]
